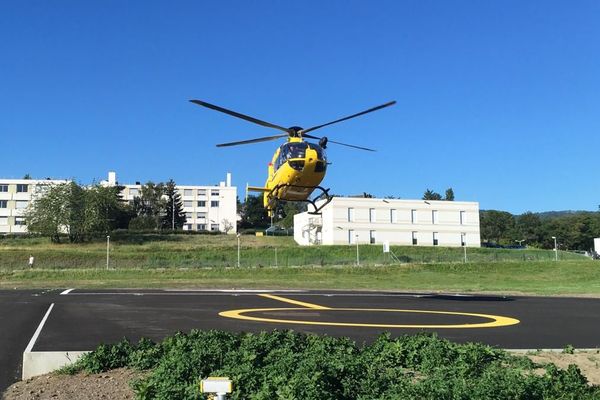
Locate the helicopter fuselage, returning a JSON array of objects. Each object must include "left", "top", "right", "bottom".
[{"left": 261, "top": 137, "right": 327, "bottom": 211}]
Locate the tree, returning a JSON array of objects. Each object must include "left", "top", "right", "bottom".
[
  {"left": 131, "top": 182, "right": 166, "bottom": 230},
  {"left": 25, "top": 182, "right": 128, "bottom": 242},
  {"left": 25, "top": 183, "right": 71, "bottom": 243},
  {"left": 221, "top": 219, "right": 234, "bottom": 234},
  {"left": 84, "top": 185, "right": 129, "bottom": 235},
  {"left": 444, "top": 188, "right": 455, "bottom": 201},
  {"left": 278, "top": 202, "right": 306, "bottom": 229},
  {"left": 422, "top": 189, "right": 442, "bottom": 201},
  {"left": 160, "top": 179, "right": 186, "bottom": 230},
  {"left": 480, "top": 210, "right": 515, "bottom": 244},
  {"left": 239, "top": 195, "right": 269, "bottom": 229},
  {"left": 514, "top": 212, "right": 542, "bottom": 246}
]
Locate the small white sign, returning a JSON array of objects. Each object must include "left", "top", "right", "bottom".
[
  {"left": 383, "top": 241, "right": 390, "bottom": 253},
  {"left": 201, "top": 377, "right": 232, "bottom": 393}
]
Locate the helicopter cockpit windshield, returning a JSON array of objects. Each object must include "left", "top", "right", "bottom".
[{"left": 274, "top": 142, "right": 326, "bottom": 171}]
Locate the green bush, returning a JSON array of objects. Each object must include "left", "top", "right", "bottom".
[{"left": 65, "top": 331, "right": 599, "bottom": 400}]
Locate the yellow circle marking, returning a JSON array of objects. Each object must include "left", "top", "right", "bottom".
[{"left": 219, "top": 307, "right": 520, "bottom": 329}]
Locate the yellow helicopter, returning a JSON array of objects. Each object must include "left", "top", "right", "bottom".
[{"left": 190, "top": 99, "right": 396, "bottom": 216}]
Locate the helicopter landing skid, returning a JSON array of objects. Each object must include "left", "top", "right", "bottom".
[{"left": 270, "top": 184, "right": 333, "bottom": 215}]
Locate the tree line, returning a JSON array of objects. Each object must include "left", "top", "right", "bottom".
[
  {"left": 480, "top": 210, "right": 600, "bottom": 251},
  {"left": 25, "top": 180, "right": 187, "bottom": 242}
]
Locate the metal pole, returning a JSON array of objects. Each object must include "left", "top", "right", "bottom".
[
  {"left": 237, "top": 234, "right": 241, "bottom": 268},
  {"left": 172, "top": 197, "right": 175, "bottom": 230},
  {"left": 106, "top": 235, "right": 110, "bottom": 270},
  {"left": 463, "top": 244, "right": 467, "bottom": 263},
  {"left": 356, "top": 234, "right": 360, "bottom": 266}
]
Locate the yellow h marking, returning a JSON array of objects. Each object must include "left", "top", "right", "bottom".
[{"left": 259, "top": 294, "right": 331, "bottom": 310}]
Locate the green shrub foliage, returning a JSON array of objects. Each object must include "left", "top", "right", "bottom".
[{"left": 68, "top": 331, "right": 599, "bottom": 400}]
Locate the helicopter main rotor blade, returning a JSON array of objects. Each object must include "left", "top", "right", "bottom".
[
  {"left": 190, "top": 100, "right": 289, "bottom": 133},
  {"left": 216, "top": 133, "right": 289, "bottom": 147},
  {"left": 302, "top": 133, "right": 376, "bottom": 152},
  {"left": 301, "top": 100, "right": 396, "bottom": 135}
]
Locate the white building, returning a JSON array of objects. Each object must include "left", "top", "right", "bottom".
[
  {"left": 294, "top": 197, "right": 480, "bottom": 247},
  {"left": 0, "top": 178, "right": 69, "bottom": 234},
  {"left": 1, "top": 172, "right": 237, "bottom": 235},
  {"left": 113, "top": 172, "right": 237, "bottom": 233}
]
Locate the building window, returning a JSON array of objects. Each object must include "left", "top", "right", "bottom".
[
  {"left": 185, "top": 224, "right": 192, "bottom": 230},
  {"left": 16, "top": 200, "right": 28, "bottom": 209},
  {"left": 461, "top": 233, "right": 466, "bottom": 247},
  {"left": 433, "top": 232, "right": 439, "bottom": 246},
  {"left": 369, "top": 230, "right": 376, "bottom": 244},
  {"left": 348, "top": 229, "right": 354, "bottom": 244},
  {"left": 197, "top": 224, "right": 206, "bottom": 231},
  {"left": 432, "top": 210, "right": 438, "bottom": 224},
  {"left": 390, "top": 209, "right": 396, "bottom": 223},
  {"left": 347, "top": 207, "right": 354, "bottom": 222},
  {"left": 15, "top": 217, "right": 26, "bottom": 226},
  {"left": 183, "top": 200, "right": 193, "bottom": 208},
  {"left": 0, "top": 200, "right": 7, "bottom": 208},
  {"left": 0, "top": 184, "right": 8, "bottom": 192},
  {"left": 129, "top": 188, "right": 139, "bottom": 196},
  {"left": 460, "top": 211, "right": 466, "bottom": 225},
  {"left": 369, "top": 208, "right": 375, "bottom": 223},
  {"left": 210, "top": 223, "right": 219, "bottom": 231},
  {"left": 197, "top": 212, "right": 206, "bottom": 220},
  {"left": 16, "top": 184, "right": 28, "bottom": 193},
  {"left": 197, "top": 200, "right": 206, "bottom": 207},
  {"left": 185, "top": 212, "right": 193, "bottom": 220},
  {"left": 184, "top": 189, "right": 193, "bottom": 197},
  {"left": 412, "top": 231, "right": 418, "bottom": 245},
  {"left": 211, "top": 190, "right": 219, "bottom": 196},
  {"left": 0, "top": 217, "right": 7, "bottom": 225},
  {"left": 197, "top": 189, "right": 207, "bottom": 196},
  {"left": 211, "top": 200, "right": 219, "bottom": 207},
  {"left": 411, "top": 209, "right": 417, "bottom": 224}
]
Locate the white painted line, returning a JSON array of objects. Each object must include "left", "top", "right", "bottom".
[
  {"left": 60, "top": 288, "right": 75, "bottom": 295},
  {"left": 165, "top": 289, "right": 305, "bottom": 293},
  {"left": 25, "top": 303, "right": 54, "bottom": 353}
]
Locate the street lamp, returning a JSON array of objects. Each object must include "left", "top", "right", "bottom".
[
  {"left": 236, "top": 233, "right": 241, "bottom": 268},
  {"left": 106, "top": 235, "right": 110, "bottom": 270},
  {"left": 551, "top": 236, "right": 558, "bottom": 261},
  {"left": 355, "top": 234, "right": 360, "bottom": 266},
  {"left": 171, "top": 196, "right": 175, "bottom": 230}
]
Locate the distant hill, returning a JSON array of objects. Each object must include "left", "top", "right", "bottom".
[{"left": 532, "top": 210, "right": 598, "bottom": 219}]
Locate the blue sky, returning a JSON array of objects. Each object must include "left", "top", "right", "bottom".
[{"left": 1, "top": 1, "right": 599, "bottom": 214}]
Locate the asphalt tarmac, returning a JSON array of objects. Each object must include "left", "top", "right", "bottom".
[{"left": 2, "top": 288, "right": 600, "bottom": 393}]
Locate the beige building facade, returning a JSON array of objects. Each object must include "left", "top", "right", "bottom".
[
  {"left": 294, "top": 197, "right": 481, "bottom": 247},
  {"left": 0, "top": 178, "right": 69, "bottom": 234},
  {"left": 1, "top": 172, "right": 237, "bottom": 234}
]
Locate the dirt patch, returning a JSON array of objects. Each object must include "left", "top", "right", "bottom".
[
  {"left": 1, "top": 368, "right": 143, "bottom": 400},
  {"left": 525, "top": 350, "right": 600, "bottom": 385},
  {"left": 3, "top": 351, "right": 600, "bottom": 398}
]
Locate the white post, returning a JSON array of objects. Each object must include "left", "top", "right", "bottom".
[
  {"left": 552, "top": 236, "right": 558, "bottom": 261},
  {"left": 106, "top": 235, "right": 110, "bottom": 270},
  {"left": 463, "top": 244, "right": 467, "bottom": 263},
  {"left": 172, "top": 197, "right": 175, "bottom": 230},
  {"left": 356, "top": 234, "right": 360, "bottom": 266},
  {"left": 237, "top": 233, "right": 241, "bottom": 268}
]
